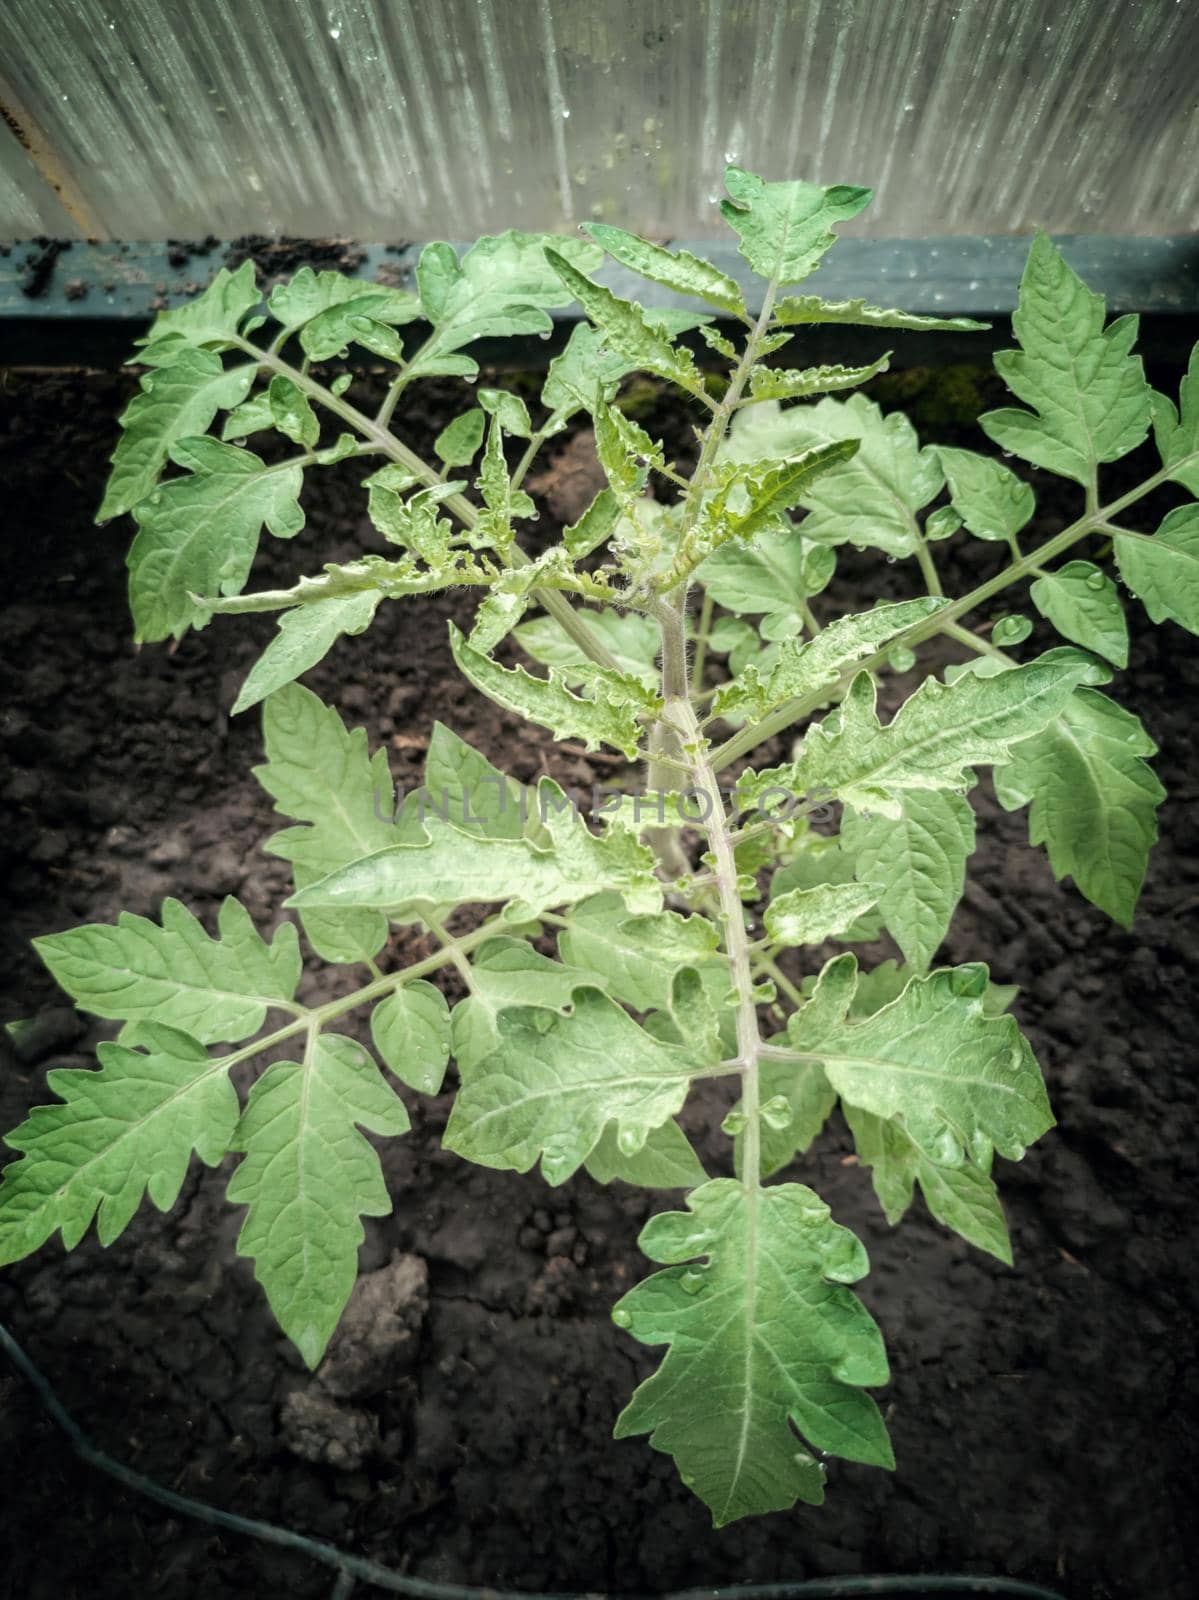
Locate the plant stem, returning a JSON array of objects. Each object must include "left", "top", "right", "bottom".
[
  {"left": 647, "top": 597, "right": 693, "bottom": 877},
  {"left": 942, "top": 618, "right": 1014, "bottom": 665},
  {"left": 423, "top": 916, "right": 479, "bottom": 994},
  {"left": 212, "top": 915, "right": 510, "bottom": 1077},
  {"left": 752, "top": 952, "right": 805, "bottom": 1008},
  {"left": 914, "top": 538, "right": 943, "bottom": 597},
  {"left": 510, "top": 429, "right": 548, "bottom": 491},
  {"left": 709, "top": 449, "right": 1198, "bottom": 773},
  {"left": 661, "top": 595, "right": 764, "bottom": 1195}
]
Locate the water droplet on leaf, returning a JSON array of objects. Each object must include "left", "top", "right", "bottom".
[
  {"left": 761, "top": 1095, "right": 793, "bottom": 1131},
  {"left": 611, "top": 1307, "right": 632, "bottom": 1329}
]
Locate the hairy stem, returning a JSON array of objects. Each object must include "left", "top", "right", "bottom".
[
  {"left": 647, "top": 597, "right": 694, "bottom": 876},
  {"left": 660, "top": 595, "right": 764, "bottom": 1193}
]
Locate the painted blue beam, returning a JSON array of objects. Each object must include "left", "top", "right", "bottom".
[{"left": 2, "top": 235, "right": 1196, "bottom": 367}]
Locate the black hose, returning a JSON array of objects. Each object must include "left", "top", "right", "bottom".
[{"left": 0, "top": 1319, "right": 1065, "bottom": 1600}]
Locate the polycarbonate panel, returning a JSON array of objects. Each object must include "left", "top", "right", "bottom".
[
  {"left": 1, "top": 0, "right": 1197, "bottom": 243},
  {"left": 0, "top": 119, "right": 74, "bottom": 237}
]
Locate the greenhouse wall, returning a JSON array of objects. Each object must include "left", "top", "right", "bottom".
[{"left": 1, "top": 0, "right": 1197, "bottom": 244}]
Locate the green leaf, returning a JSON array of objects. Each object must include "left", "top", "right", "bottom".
[
  {"left": 557, "top": 893, "right": 720, "bottom": 1013},
  {"left": 924, "top": 506, "right": 963, "bottom": 542},
  {"left": 432, "top": 406, "right": 483, "bottom": 467},
  {"left": 729, "top": 395, "right": 943, "bottom": 558},
  {"left": 541, "top": 323, "right": 637, "bottom": 419},
  {"left": 773, "top": 295, "right": 988, "bottom": 333},
  {"left": 140, "top": 261, "right": 260, "bottom": 351},
  {"left": 979, "top": 233, "right": 1151, "bottom": 485},
  {"left": 1149, "top": 345, "right": 1199, "bottom": 495},
  {"left": 994, "top": 681, "right": 1164, "bottom": 927},
  {"left": 544, "top": 249, "right": 706, "bottom": 395},
  {"left": 745, "top": 353, "right": 891, "bottom": 403},
  {"left": 370, "top": 981, "right": 451, "bottom": 1095},
  {"left": 267, "top": 268, "right": 420, "bottom": 359},
  {"left": 127, "top": 437, "right": 304, "bottom": 642},
  {"left": 450, "top": 937, "right": 592, "bottom": 1070},
  {"left": 670, "top": 443, "right": 858, "bottom": 589},
  {"left": 478, "top": 387, "right": 534, "bottom": 438},
  {"left": 585, "top": 1119, "right": 707, "bottom": 1189},
  {"left": 449, "top": 623, "right": 649, "bottom": 758},
  {"left": 231, "top": 590, "right": 381, "bottom": 714},
  {"left": 699, "top": 527, "right": 835, "bottom": 636},
  {"left": 221, "top": 391, "right": 276, "bottom": 442},
  {"left": 1113, "top": 505, "right": 1199, "bottom": 636},
  {"left": 936, "top": 446, "right": 1035, "bottom": 543},
  {"left": 445, "top": 987, "right": 695, "bottom": 1183},
  {"left": 614, "top": 1178, "right": 891, "bottom": 1525},
  {"left": 842, "top": 1102, "right": 1011, "bottom": 1264},
  {"left": 424, "top": 722, "right": 531, "bottom": 840},
  {"left": 0, "top": 1023, "right": 238, "bottom": 1265},
  {"left": 256, "top": 684, "right": 399, "bottom": 965},
  {"left": 584, "top": 223, "right": 746, "bottom": 315},
  {"left": 34, "top": 897, "right": 301, "bottom": 1046},
  {"left": 744, "top": 654, "right": 1086, "bottom": 817},
  {"left": 1030, "top": 559, "right": 1128, "bottom": 666},
  {"left": 415, "top": 231, "right": 602, "bottom": 376},
  {"left": 764, "top": 883, "right": 880, "bottom": 947},
  {"left": 560, "top": 487, "right": 622, "bottom": 559},
  {"left": 770, "top": 837, "right": 884, "bottom": 945},
  {"left": 516, "top": 605, "right": 658, "bottom": 686},
  {"left": 227, "top": 1033, "right": 409, "bottom": 1368},
  {"left": 841, "top": 791, "right": 976, "bottom": 969},
  {"left": 720, "top": 167, "right": 873, "bottom": 286},
  {"left": 752, "top": 1054, "right": 837, "bottom": 1178},
  {"left": 268, "top": 374, "right": 319, "bottom": 448},
  {"left": 475, "top": 415, "right": 536, "bottom": 546},
  {"left": 289, "top": 772, "right": 661, "bottom": 924},
  {"left": 791, "top": 955, "right": 1053, "bottom": 1166},
  {"left": 364, "top": 469, "right": 456, "bottom": 557},
  {"left": 100, "top": 346, "right": 256, "bottom": 520},
  {"left": 713, "top": 597, "right": 943, "bottom": 721}
]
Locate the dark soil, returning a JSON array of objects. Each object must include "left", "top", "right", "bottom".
[{"left": 0, "top": 365, "right": 1196, "bottom": 1600}]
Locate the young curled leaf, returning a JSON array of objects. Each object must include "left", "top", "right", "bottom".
[
  {"left": 744, "top": 353, "right": 891, "bottom": 404},
  {"left": 584, "top": 222, "right": 747, "bottom": 316},
  {"left": 449, "top": 623, "right": 653, "bottom": 759},
  {"left": 665, "top": 441, "right": 859, "bottom": 591},
  {"left": 773, "top": 295, "right": 988, "bottom": 333},
  {"left": 544, "top": 249, "right": 709, "bottom": 399}
]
